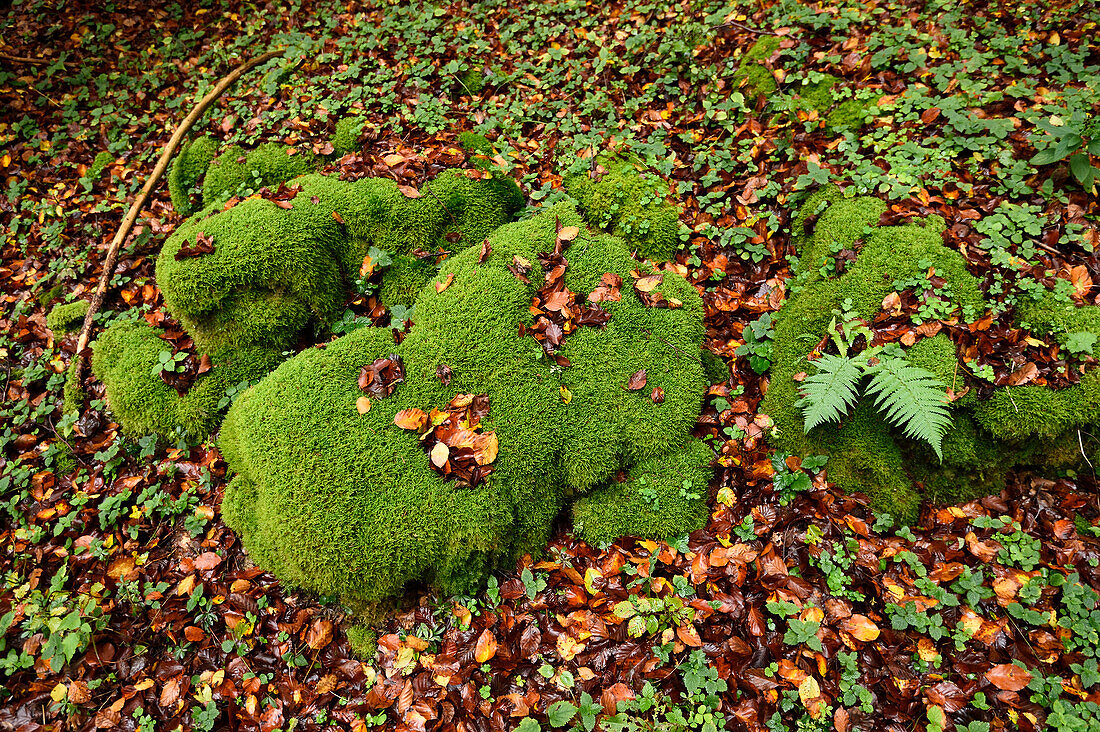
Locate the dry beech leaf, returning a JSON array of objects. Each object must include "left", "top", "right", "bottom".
[
  {"left": 356, "top": 396, "right": 372, "bottom": 414},
  {"left": 394, "top": 408, "right": 429, "bottom": 431},
  {"left": 985, "top": 663, "right": 1032, "bottom": 691},
  {"left": 626, "top": 369, "right": 647, "bottom": 390},
  {"left": 398, "top": 184, "right": 421, "bottom": 198},
  {"left": 383, "top": 153, "right": 405, "bottom": 166},
  {"left": 557, "top": 225, "right": 580, "bottom": 242},
  {"left": 306, "top": 619, "right": 334, "bottom": 650},
  {"left": 435, "top": 273, "right": 454, "bottom": 293},
  {"left": 474, "top": 629, "right": 498, "bottom": 663},
  {"left": 430, "top": 441, "right": 450, "bottom": 468}
]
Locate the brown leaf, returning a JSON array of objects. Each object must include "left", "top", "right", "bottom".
[
  {"left": 557, "top": 225, "right": 580, "bottom": 243},
  {"left": 193, "top": 552, "right": 223, "bottom": 571},
  {"left": 306, "top": 619, "right": 334, "bottom": 650},
  {"left": 398, "top": 185, "right": 421, "bottom": 198},
  {"left": 840, "top": 614, "right": 880, "bottom": 642},
  {"left": 985, "top": 663, "right": 1032, "bottom": 691},
  {"left": 315, "top": 674, "right": 339, "bottom": 695},
  {"left": 1006, "top": 362, "right": 1038, "bottom": 386},
  {"left": 394, "top": 408, "right": 429, "bottom": 432},
  {"left": 67, "top": 680, "right": 91, "bottom": 704},
  {"left": 626, "top": 369, "right": 647, "bottom": 390},
  {"left": 478, "top": 239, "right": 492, "bottom": 264},
  {"left": 676, "top": 625, "right": 703, "bottom": 647},
  {"left": 435, "top": 273, "right": 454, "bottom": 293},
  {"left": 159, "top": 675, "right": 183, "bottom": 707},
  {"left": 650, "top": 386, "right": 665, "bottom": 403},
  {"left": 183, "top": 626, "right": 205, "bottom": 642},
  {"left": 474, "top": 629, "right": 498, "bottom": 663}
]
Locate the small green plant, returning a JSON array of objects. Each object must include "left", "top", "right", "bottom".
[
  {"left": 735, "top": 313, "right": 774, "bottom": 373},
  {"left": 151, "top": 350, "right": 188, "bottom": 377},
  {"left": 1029, "top": 109, "right": 1100, "bottom": 190}
]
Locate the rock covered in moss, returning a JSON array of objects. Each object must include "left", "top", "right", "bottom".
[
  {"left": 761, "top": 187, "right": 1100, "bottom": 523},
  {"left": 201, "top": 142, "right": 317, "bottom": 207},
  {"left": 219, "top": 202, "right": 711, "bottom": 607},
  {"left": 93, "top": 159, "right": 524, "bottom": 441},
  {"left": 46, "top": 300, "right": 89, "bottom": 335},
  {"left": 168, "top": 136, "right": 218, "bottom": 215},
  {"left": 330, "top": 115, "right": 366, "bottom": 157},
  {"left": 564, "top": 156, "right": 684, "bottom": 261}
]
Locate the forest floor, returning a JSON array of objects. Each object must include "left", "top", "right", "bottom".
[{"left": 2, "top": 0, "right": 1100, "bottom": 731}]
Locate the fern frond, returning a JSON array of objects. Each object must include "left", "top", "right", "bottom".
[
  {"left": 864, "top": 356, "right": 952, "bottom": 460},
  {"left": 797, "top": 353, "right": 862, "bottom": 432}
]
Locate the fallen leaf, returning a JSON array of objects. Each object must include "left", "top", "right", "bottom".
[
  {"left": 986, "top": 664, "right": 1032, "bottom": 691},
  {"left": 394, "top": 408, "right": 429, "bottom": 432},
  {"left": 626, "top": 369, "right": 647, "bottom": 390},
  {"left": 193, "top": 552, "right": 222, "bottom": 571},
  {"left": 841, "top": 614, "right": 880, "bottom": 642},
  {"left": 398, "top": 185, "right": 421, "bottom": 198},
  {"left": 474, "top": 630, "right": 498, "bottom": 663},
  {"left": 435, "top": 273, "right": 454, "bottom": 293},
  {"left": 306, "top": 619, "right": 334, "bottom": 650},
  {"left": 798, "top": 676, "right": 826, "bottom": 720},
  {"left": 356, "top": 396, "right": 372, "bottom": 414},
  {"left": 430, "top": 441, "right": 450, "bottom": 468}
]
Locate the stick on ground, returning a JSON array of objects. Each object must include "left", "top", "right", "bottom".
[{"left": 68, "top": 48, "right": 286, "bottom": 402}]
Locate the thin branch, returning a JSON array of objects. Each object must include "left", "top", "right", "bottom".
[{"left": 67, "top": 49, "right": 287, "bottom": 401}]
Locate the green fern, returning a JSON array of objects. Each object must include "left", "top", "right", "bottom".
[
  {"left": 797, "top": 353, "right": 862, "bottom": 431},
  {"left": 864, "top": 355, "right": 952, "bottom": 460}
]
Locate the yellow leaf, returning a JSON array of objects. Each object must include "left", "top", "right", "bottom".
[
  {"left": 798, "top": 676, "right": 826, "bottom": 719},
  {"left": 841, "top": 614, "right": 880, "bottom": 642},
  {"left": 584, "top": 567, "right": 602, "bottom": 595},
  {"left": 356, "top": 396, "right": 372, "bottom": 414},
  {"left": 475, "top": 629, "right": 498, "bottom": 663},
  {"left": 560, "top": 385, "right": 572, "bottom": 404}
]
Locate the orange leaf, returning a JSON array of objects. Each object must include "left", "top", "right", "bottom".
[
  {"left": 194, "top": 552, "right": 223, "bottom": 571},
  {"left": 435, "top": 273, "right": 454, "bottom": 293},
  {"left": 840, "top": 614, "right": 880, "bottom": 642},
  {"left": 626, "top": 369, "right": 647, "bottom": 390},
  {"left": 474, "top": 629, "right": 498, "bottom": 663},
  {"left": 394, "top": 408, "right": 428, "bottom": 431},
  {"left": 676, "top": 625, "right": 703, "bottom": 647},
  {"left": 356, "top": 396, "right": 372, "bottom": 414},
  {"left": 986, "top": 663, "right": 1032, "bottom": 691},
  {"left": 398, "top": 185, "right": 421, "bottom": 199}
]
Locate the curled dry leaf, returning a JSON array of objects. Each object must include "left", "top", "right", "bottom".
[{"left": 435, "top": 273, "right": 454, "bottom": 293}]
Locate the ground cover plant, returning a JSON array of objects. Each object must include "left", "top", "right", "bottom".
[{"left": 2, "top": 0, "right": 1100, "bottom": 730}]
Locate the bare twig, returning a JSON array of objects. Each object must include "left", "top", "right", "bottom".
[
  {"left": 713, "top": 20, "right": 781, "bottom": 36},
  {"left": 0, "top": 50, "right": 78, "bottom": 67},
  {"left": 68, "top": 49, "right": 286, "bottom": 400}
]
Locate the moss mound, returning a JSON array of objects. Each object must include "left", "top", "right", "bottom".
[
  {"left": 93, "top": 156, "right": 525, "bottom": 440},
  {"left": 761, "top": 187, "right": 1100, "bottom": 524},
  {"left": 168, "top": 136, "right": 217, "bottom": 215},
  {"left": 219, "top": 201, "right": 711, "bottom": 607},
  {"left": 331, "top": 116, "right": 366, "bottom": 157},
  {"left": 46, "top": 300, "right": 89, "bottom": 335},
  {"left": 564, "top": 156, "right": 684, "bottom": 261},
  {"left": 201, "top": 142, "right": 317, "bottom": 207}
]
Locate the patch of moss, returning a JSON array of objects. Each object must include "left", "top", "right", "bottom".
[
  {"left": 762, "top": 187, "right": 1100, "bottom": 523},
  {"left": 331, "top": 116, "right": 365, "bottom": 157},
  {"left": 168, "top": 136, "right": 217, "bottom": 216},
  {"left": 454, "top": 65, "right": 486, "bottom": 96},
  {"left": 201, "top": 142, "right": 317, "bottom": 207},
  {"left": 87, "top": 151, "right": 113, "bottom": 182},
  {"left": 564, "top": 157, "right": 684, "bottom": 261},
  {"left": 92, "top": 321, "right": 282, "bottom": 440},
  {"left": 219, "top": 202, "right": 711, "bottom": 607},
  {"left": 702, "top": 349, "right": 729, "bottom": 384},
  {"left": 731, "top": 36, "right": 780, "bottom": 98},
  {"left": 457, "top": 131, "right": 493, "bottom": 156},
  {"left": 97, "top": 153, "right": 524, "bottom": 439},
  {"left": 345, "top": 624, "right": 377, "bottom": 659},
  {"left": 46, "top": 300, "right": 89, "bottom": 335}
]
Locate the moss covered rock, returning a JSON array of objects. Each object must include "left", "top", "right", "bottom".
[
  {"left": 46, "top": 300, "right": 89, "bottom": 336},
  {"left": 168, "top": 136, "right": 218, "bottom": 215},
  {"left": 762, "top": 187, "right": 1100, "bottom": 523},
  {"left": 219, "top": 202, "right": 712, "bottom": 607},
  {"left": 93, "top": 159, "right": 524, "bottom": 440},
  {"left": 201, "top": 142, "right": 317, "bottom": 207},
  {"left": 564, "top": 157, "right": 684, "bottom": 261}
]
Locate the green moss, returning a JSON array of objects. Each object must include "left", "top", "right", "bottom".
[
  {"left": 168, "top": 136, "right": 217, "bottom": 216},
  {"left": 564, "top": 157, "right": 683, "bottom": 261},
  {"left": 378, "top": 254, "right": 434, "bottom": 308},
  {"left": 825, "top": 97, "right": 878, "bottom": 130},
  {"left": 763, "top": 189, "right": 1100, "bottom": 522},
  {"left": 88, "top": 151, "right": 113, "bottom": 181},
  {"left": 219, "top": 203, "right": 710, "bottom": 607},
  {"left": 62, "top": 363, "right": 85, "bottom": 414},
  {"left": 91, "top": 320, "right": 281, "bottom": 440},
  {"left": 46, "top": 300, "right": 89, "bottom": 335},
  {"left": 788, "top": 74, "right": 839, "bottom": 119},
  {"left": 731, "top": 37, "right": 780, "bottom": 99},
  {"left": 201, "top": 143, "right": 317, "bottom": 207},
  {"left": 331, "top": 116, "right": 365, "bottom": 157},
  {"left": 345, "top": 624, "right": 377, "bottom": 658},
  {"left": 702, "top": 349, "right": 729, "bottom": 384},
  {"left": 458, "top": 131, "right": 493, "bottom": 156},
  {"left": 454, "top": 65, "right": 486, "bottom": 96}
]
